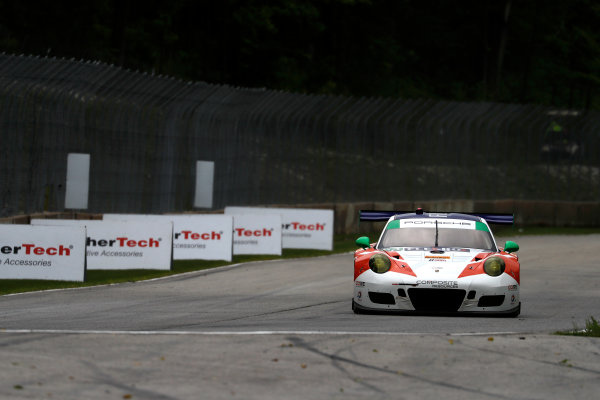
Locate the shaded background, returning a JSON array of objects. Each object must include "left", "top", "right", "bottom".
[
  {"left": 2, "top": 0, "right": 598, "bottom": 108},
  {"left": 1, "top": 0, "right": 599, "bottom": 217}
]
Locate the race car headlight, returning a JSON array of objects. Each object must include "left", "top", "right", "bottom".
[
  {"left": 369, "top": 254, "right": 391, "bottom": 274},
  {"left": 483, "top": 257, "right": 505, "bottom": 277}
]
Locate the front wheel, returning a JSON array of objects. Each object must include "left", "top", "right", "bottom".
[
  {"left": 352, "top": 299, "right": 364, "bottom": 314},
  {"left": 502, "top": 302, "right": 521, "bottom": 318}
]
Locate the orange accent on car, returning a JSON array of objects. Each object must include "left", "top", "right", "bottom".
[{"left": 354, "top": 249, "right": 416, "bottom": 280}]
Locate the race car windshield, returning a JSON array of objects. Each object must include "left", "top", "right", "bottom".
[{"left": 377, "top": 227, "right": 496, "bottom": 251}]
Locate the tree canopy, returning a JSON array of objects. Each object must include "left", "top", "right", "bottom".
[{"left": 1, "top": 0, "right": 598, "bottom": 109}]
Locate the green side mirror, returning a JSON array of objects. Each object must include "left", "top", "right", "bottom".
[
  {"left": 504, "top": 241, "right": 519, "bottom": 253},
  {"left": 356, "top": 236, "right": 371, "bottom": 249}
]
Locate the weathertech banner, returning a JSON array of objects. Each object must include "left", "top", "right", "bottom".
[
  {"left": 230, "top": 214, "right": 282, "bottom": 255},
  {"left": 0, "top": 224, "right": 86, "bottom": 281},
  {"left": 31, "top": 219, "right": 173, "bottom": 270},
  {"left": 225, "top": 207, "right": 334, "bottom": 251},
  {"left": 103, "top": 214, "right": 233, "bottom": 261}
]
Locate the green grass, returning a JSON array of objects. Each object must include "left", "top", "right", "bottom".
[
  {"left": 555, "top": 316, "right": 600, "bottom": 337},
  {"left": 0, "top": 234, "right": 359, "bottom": 296},
  {"left": 3, "top": 228, "right": 599, "bottom": 296}
]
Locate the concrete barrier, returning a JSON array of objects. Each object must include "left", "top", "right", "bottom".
[{"left": 2, "top": 201, "right": 599, "bottom": 235}]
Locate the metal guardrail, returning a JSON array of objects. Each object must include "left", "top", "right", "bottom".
[{"left": 1, "top": 53, "right": 599, "bottom": 217}]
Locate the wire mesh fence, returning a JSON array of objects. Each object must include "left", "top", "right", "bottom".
[{"left": 1, "top": 53, "right": 599, "bottom": 217}]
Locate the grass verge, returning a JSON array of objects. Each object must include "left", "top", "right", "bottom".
[
  {"left": 555, "top": 317, "right": 600, "bottom": 337},
  {"left": 2, "top": 227, "right": 599, "bottom": 296},
  {"left": 0, "top": 234, "right": 359, "bottom": 296}
]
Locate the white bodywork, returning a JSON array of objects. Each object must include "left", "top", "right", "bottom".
[{"left": 353, "top": 214, "right": 521, "bottom": 315}]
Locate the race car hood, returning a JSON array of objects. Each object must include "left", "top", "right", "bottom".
[
  {"left": 394, "top": 249, "right": 489, "bottom": 280},
  {"left": 388, "top": 249, "right": 494, "bottom": 280}
]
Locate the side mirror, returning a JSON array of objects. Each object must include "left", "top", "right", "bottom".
[
  {"left": 356, "top": 236, "right": 371, "bottom": 249},
  {"left": 504, "top": 241, "right": 519, "bottom": 253}
]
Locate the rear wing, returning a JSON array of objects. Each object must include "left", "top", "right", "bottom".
[{"left": 359, "top": 210, "right": 514, "bottom": 225}]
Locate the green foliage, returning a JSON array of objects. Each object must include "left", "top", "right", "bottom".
[
  {"left": 556, "top": 316, "right": 600, "bottom": 337},
  {"left": 0, "top": 0, "right": 598, "bottom": 108}
]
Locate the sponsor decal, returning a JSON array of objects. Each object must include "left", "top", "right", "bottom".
[
  {"left": 508, "top": 284, "right": 518, "bottom": 291},
  {"left": 224, "top": 207, "right": 333, "bottom": 251},
  {"left": 400, "top": 247, "right": 470, "bottom": 252},
  {"left": 282, "top": 222, "right": 327, "bottom": 239},
  {"left": 426, "top": 255, "right": 450, "bottom": 262},
  {"left": 401, "top": 220, "right": 473, "bottom": 228},
  {"left": 283, "top": 222, "right": 325, "bottom": 231},
  {"left": 511, "top": 295, "right": 516, "bottom": 303},
  {"left": 357, "top": 291, "right": 362, "bottom": 300},
  {"left": 30, "top": 219, "right": 173, "bottom": 270},
  {"left": 355, "top": 281, "right": 365, "bottom": 287},
  {"left": 174, "top": 231, "right": 222, "bottom": 240},
  {"left": 2, "top": 258, "right": 53, "bottom": 266},
  {"left": 235, "top": 228, "right": 274, "bottom": 237},
  {"left": 1, "top": 244, "right": 72, "bottom": 256},
  {"left": 87, "top": 237, "right": 161, "bottom": 248},
  {"left": 1, "top": 225, "right": 86, "bottom": 281},
  {"left": 416, "top": 280, "right": 459, "bottom": 289}
]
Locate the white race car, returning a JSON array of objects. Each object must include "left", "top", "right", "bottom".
[{"left": 353, "top": 209, "right": 521, "bottom": 317}]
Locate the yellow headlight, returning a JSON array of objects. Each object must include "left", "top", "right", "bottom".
[
  {"left": 369, "top": 254, "right": 391, "bottom": 274},
  {"left": 483, "top": 257, "right": 505, "bottom": 277}
]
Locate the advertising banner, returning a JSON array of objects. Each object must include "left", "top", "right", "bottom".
[
  {"left": 0, "top": 224, "right": 86, "bottom": 281},
  {"left": 31, "top": 219, "right": 173, "bottom": 270},
  {"left": 230, "top": 214, "right": 282, "bottom": 255},
  {"left": 103, "top": 214, "right": 233, "bottom": 261},
  {"left": 225, "top": 207, "right": 334, "bottom": 250}
]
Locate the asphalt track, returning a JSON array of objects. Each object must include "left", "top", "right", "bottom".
[{"left": 0, "top": 235, "right": 599, "bottom": 399}]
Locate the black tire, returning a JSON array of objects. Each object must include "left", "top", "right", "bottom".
[{"left": 501, "top": 302, "right": 521, "bottom": 318}]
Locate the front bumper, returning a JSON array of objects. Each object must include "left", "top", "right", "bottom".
[
  {"left": 352, "top": 298, "right": 521, "bottom": 317},
  {"left": 353, "top": 272, "right": 520, "bottom": 316}
]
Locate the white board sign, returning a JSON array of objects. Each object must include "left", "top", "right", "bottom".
[
  {"left": 194, "top": 161, "right": 214, "bottom": 208},
  {"left": 231, "top": 214, "right": 282, "bottom": 255},
  {"left": 103, "top": 214, "right": 233, "bottom": 261},
  {"left": 31, "top": 219, "right": 173, "bottom": 270},
  {"left": 65, "top": 153, "right": 90, "bottom": 209},
  {"left": 0, "top": 225, "right": 86, "bottom": 281},
  {"left": 225, "top": 207, "right": 334, "bottom": 250}
]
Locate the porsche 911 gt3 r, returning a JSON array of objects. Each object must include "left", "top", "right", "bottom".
[{"left": 353, "top": 209, "right": 521, "bottom": 317}]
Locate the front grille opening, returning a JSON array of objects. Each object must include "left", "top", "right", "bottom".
[
  {"left": 368, "top": 291, "right": 395, "bottom": 305},
  {"left": 478, "top": 295, "right": 505, "bottom": 307},
  {"left": 467, "top": 290, "right": 476, "bottom": 299},
  {"left": 408, "top": 289, "right": 466, "bottom": 312},
  {"left": 397, "top": 289, "right": 407, "bottom": 297}
]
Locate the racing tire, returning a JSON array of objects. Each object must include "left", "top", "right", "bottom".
[
  {"left": 504, "top": 302, "right": 521, "bottom": 318},
  {"left": 352, "top": 299, "right": 363, "bottom": 314}
]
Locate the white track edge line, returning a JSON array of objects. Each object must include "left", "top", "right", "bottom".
[{"left": 0, "top": 329, "right": 522, "bottom": 336}]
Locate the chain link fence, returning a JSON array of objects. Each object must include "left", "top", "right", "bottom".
[{"left": 1, "top": 53, "right": 599, "bottom": 217}]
